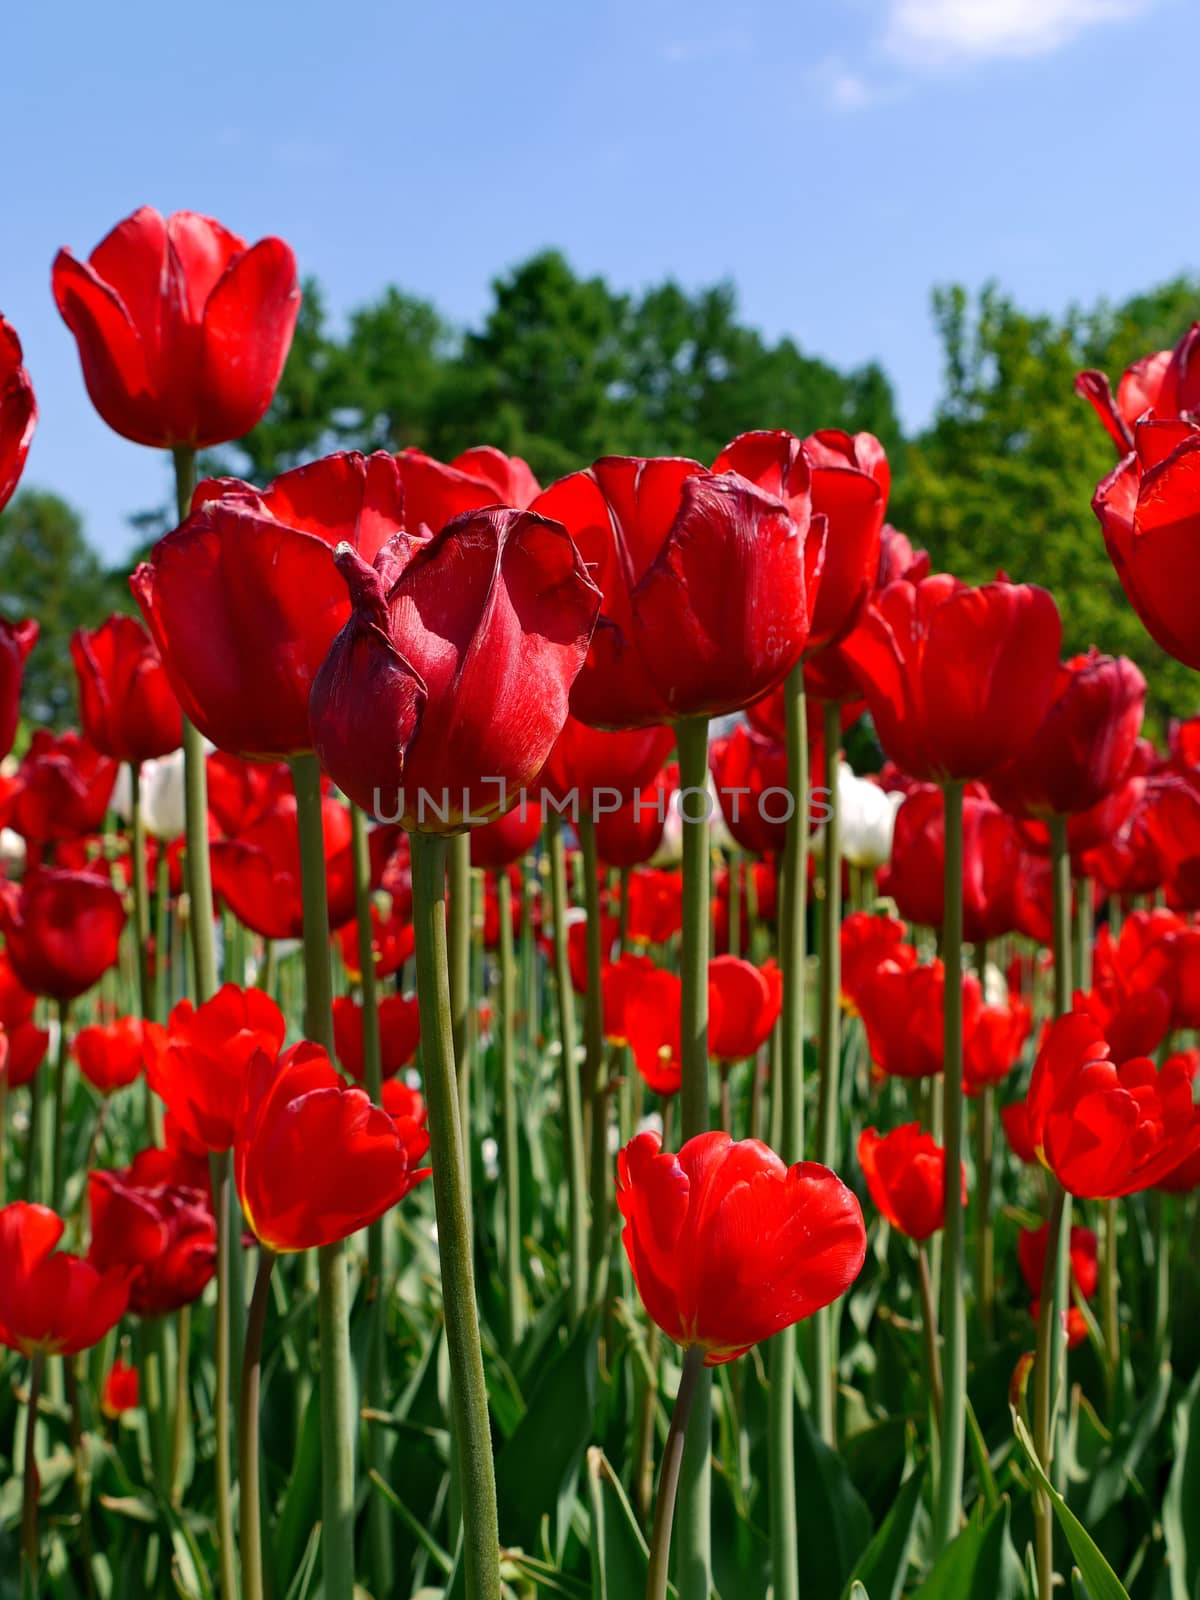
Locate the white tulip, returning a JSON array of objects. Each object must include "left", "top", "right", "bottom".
[
  {"left": 110, "top": 751, "right": 188, "bottom": 840},
  {"left": 837, "top": 762, "right": 903, "bottom": 870}
]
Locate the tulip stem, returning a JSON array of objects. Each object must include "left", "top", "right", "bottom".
[
  {"left": 1034, "top": 1182, "right": 1067, "bottom": 1600},
  {"left": 976, "top": 1086, "right": 995, "bottom": 1340},
  {"left": 410, "top": 831, "right": 501, "bottom": 1600},
  {"left": 170, "top": 1304, "right": 190, "bottom": 1506},
  {"left": 497, "top": 867, "right": 525, "bottom": 1350},
  {"left": 1047, "top": 816, "right": 1074, "bottom": 1496},
  {"left": 130, "top": 763, "right": 165, "bottom": 1150},
  {"left": 1102, "top": 1198, "right": 1120, "bottom": 1415},
  {"left": 208, "top": 1149, "right": 237, "bottom": 1600},
  {"left": 449, "top": 833, "right": 474, "bottom": 1204},
  {"left": 289, "top": 753, "right": 356, "bottom": 1600},
  {"left": 20, "top": 1349, "right": 44, "bottom": 1593},
  {"left": 815, "top": 700, "right": 843, "bottom": 1446},
  {"left": 916, "top": 1241, "right": 944, "bottom": 1434},
  {"left": 239, "top": 1248, "right": 275, "bottom": 1600},
  {"left": 770, "top": 661, "right": 809, "bottom": 1600},
  {"left": 50, "top": 1000, "right": 69, "bottom": 1212},
  {"left": 547, "top": 814, "right": 588, "bottom": 1328},
  {"left": 933, "top": 779, "right": 966, "bottom": 1554},
  {"left": 1153, "top": 1192, "right": 1172, "bottom": 1361},
  {"left": 646, "top": 1345, "right": 706, "bottom": 1600},
  {"left": 579, "top": 814, "right": 610, "bottom": 1306},
  {"left": 673, "top": 714, "right": 712, "bottom": 1600}
]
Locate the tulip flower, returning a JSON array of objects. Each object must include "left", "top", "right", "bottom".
[
  {"left": 625, "top": 867, "right": 684, "bottom": 947},
  {"left": 1018, "top": 1222, "right": 1099, "bottom": 1302},
  {"left": 394, "top": 444, "right": 541, "bottom": 526},
  {"left": 0, "top": 868, "right": 125, "bottom": 1000},
  {"left": 74, "top": 1016, "right": 167, "bottom": 1095},
  {"left": 839, "top": 911, "right": 917, "bottom": 1013},
  {"left": 110, "top": 748, "right": 187, "bottom": 840},
  {"left": 332, "top": 993, "right": 420, "bottom": 1083},
  {"left": 540, "top": 715, "right": 673, "bottom": 812},
  {"left": 0, "top": 315, "right": 36, "bottom": 514},
  {"left": 1145, "top": 773, "right": 1200, "bottom": 909},
  {"left": 206, "top": 750, "right": 293, "bottom": 836},
  {"left": 0, "top": 951, "right": 35, "bottom": 1030},
  {"left": 595, "top": 762, "right": 675, "bottom": 867},
  {"left": 310, "top": 506, "right": 600, "bottom": 829},
  {"left": 1, "top": 1022, "right": 50, "bottom": 1089},
  {"left": 134, "top": 451, "right": 407, "bottom": 759},
  {"left": 0, "top": 1202, "right": 130, "bottom": 1356},
  {"left": 856, "top": 958, "right": 982, "bottom": 1079},
  {"left": 53, "top": 206, "right": 299, "bottom": 450},
  {"left": 234, "top": 1041, "right": 430, "bottom": 1253},
  {"left": 616, "top": 1130, "right": 866, "bottom": 1364},
  {"left": 624, "top": 966, "right": 687, "bottom": 1096},
  {"left": 1001, "top": 1100, "right": 1038, "bottom": 1165},
  {"left": 1077, "top": 322, "right": 1200, "bottom": 452},
  {"left": 101, "top": 1358, "right": 140, "bottom": 1419},
  {"left": 837, "top": 763, "right": 902, "bottom": 870},
  {"left": 1025, "top": 1013, "right": 1200, "bottom": 1198},
  {"left": 600, "top": 952, "right": 658, "bottom": 1044},
  {"left": 6, "top": 730, "right": 116, "bottom": 845},
  {"left": 0, "top": 617, "right": 38, "bottom": 763},
  {"left": 469, "top": 800, "right": 543, "bottom": 869},
  {"left": 707, "top": 956, "right": 782, "bottom": 1061},
  {"left": 71, "top": 615, "right": 183, "bottom": 765},
  {"left": 880, "top": 786, "right": 1024, "bottom": 942},
  {"left": 380, "top": 1078, "right": 430, "bottom": 1159},
  {"left": 709, "top": 722, "right": 791, "bottom": 854},
  {"left": 962, "top": 1000, "right": 1033, "bottom": 1095},
  {"left": 88, "top": 1164, "right": 216, "bottom": 1317},
  {"left": 876, "top": 524, "right": 930, "bottom": 587},
  {"left": 533, "top": 455, "right": 823, "bottom": 729},
  {"left": 858, "top": 1124, "right": 964, "bottom": 1240},
  {"left": 566, "top": 911, "right": 619, "bottom": 995},
  {"left": 713, "top": 859, "right": 778, "bottom": 956},
  {"left": 149, "top": 984, "right": 286, "bottom": 1153},
  {"left": 1073, "top": 911, "right": 1177, "bottom": 1060}
]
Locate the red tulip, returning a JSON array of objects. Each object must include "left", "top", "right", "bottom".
[
  {"left": 71, "top": 615, "right": 182, "bottom": 764},
  {"left": 1, "top": 1022, "right": 50, "bottom": 1089},
  {"left": 1017, "top": 1222, "right": 1099, "bottom": 1301},
  {"left": 1001, "top": 1099, "right": 1038, "bottom": 1165},
  {"left": 74, "top": 1016, "right": 167, "bottom": 1095},
  {"left": 533, "top": 456, "right": 823, "bottom": 728},
  {"left": 0, "top": 1202, "right": 130, "bottom": 1356},
  {"left": 856, "top": 958, "right": 982, "bottom": 1079},
  {"left": 594, "top": 761, "right": 675, "bottom": 867},
  {"left": 1081, "top": 775, "right": 1165, "bottom": 898},
  {"left": 0, "top": 315, "right": 36, "bottom": 513},
  {"left": 88, "top": 1164, "right": 216, "bottom": 1317},
  {"left": 616, "top": 1130, "right": 866, "bottom": 1364},
  {"left": 858, "top": 1124, "right": 964, "bottom": 1240},
  {"left": 841, "top": 574, "right": 1062, "bottom": 783},
  {"left": 1025, "top": 1012, "right": 1200, "bottom": 1198},
  {"left": 0, "top": 867, "right": 125, "bottom": 1000},
  {"left": 1073, "top": 911, "right": 1177, "bottom": 1061},
  {"left": 0, "top": 950, "right": 36, "bottom": 1029},
  {"left": 469, "top": 800, "right": 543, "bottom": 870},
  {"left": 962, "top": 1001, "right": 1033, "bottom": 1096},
  {"left": 707, "top": 956, "right": 782, "bottom": 1061},
  {"left": 541, "top": 716, "right": 674, "bottom": 813},
  {"left": 394, "top": 445, "right": 540, "bottom": 527},
  {"left": 380, "top": 1078, "right": 431, "bottom": 1160},
  {"left": 600, "top": 952, "right": 658, "bottom": 1043},
  {"left": 880, "top": 786, "right": 1024, "bottom": 941},
  {"left": 332, "top": 993, "right": 421, "bottom": 1083},
  {"left": 206, "top": 751, "right": 293, "bottom": 837},
  {"left": 234, "top": 1042, "right": 430, "bottom": 1252},
  {"left": 713, "top": 859, "right": 778, "bottom": 955},
  {"left": 840, "top": 911, "right": 917, "bottom": 1013},
  {"left": 625, "top": 867, "right": 684, "bottom": 947},
  {"left": 624, "top": 966, "right": 686, "bottom": 1096},
  {"left": 310, "top": 507, "right": 600, "bottom": 829},
  {"left": 134, "top": 452, "right": 406, "bottom": 759},
  {"left": 709, "top": 723, "right": 791, "bottom": 855},
  {"left": 53, "top": 206, "right": 299, "bottom": 449},
  {"left": 1145, "top": 773, "right": 1200, "bottom": 909},
  {"left": 149, "top": 984, "right": 286, "bottom": 1153},
  {"left": 101, "top": 1358, "right": 140, "bottom": 1419},
  {"left": 0, "top": 617, "right": 38, "bottom": 763},
  {"left": 875, "top": 524, "right": 930, "bottom": 587},
  {"left": 7, "top": 730, "right": 116, "bottom": 844},
  {"left": 566, "top": 911, "right": 619, "bottom": 995},
  {"left": 1077, "top": 323, "right": 1200, "bottom": 452},
  {"left": 138, "top": 1119, "right": 213, "bottom": 1197}
]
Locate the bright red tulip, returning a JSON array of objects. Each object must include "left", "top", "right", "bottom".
[
  {"left": 74, "top": 1016, "right": 167, "bottom": 1095},
  {"left": 149, "top": 983, "right": 286, "bottom": 1153},
  {"left": 1077, "top": 323, "right": 1200, "bottom": 452},
  {"left": 858, "top": 1123, "right": 964, "bottom": 1240},
  {"left": 310, "top": 508, "right": 600, "bottom": 829},
  {"left": 7, "top": 730, "right": 116, "bottom": 844},
  {"left": 624, "top": 966, "right": 686, "bottom": 1096},
  {"left": 206, "top": 751, "right": 293, "bottom": 837},
  {"left": 1, "top": 1022, "right": 50, "bottom": 1089},
  {"left": 380, "top": 1077, "right": 431, "bottom": 1160},
  {"left": 707, "top": 956, "right": 782, "bottom": 1061},
  {"left": 469, "top": 800, "right": 543, "bottom": 870},
  {"left": 1025, "top": 1013, "right": 1200, "bottom": 1198},
  {"left": 0, "top": 1202, "right": 130, "bottom": 1356},
  {"left": 0, "top": 950, "right": 36, "bottom": 1029},
  {"left": 88, "top": 1164, "right": 216, "bottom": 1317},
  {"left": 625, "top": 867, "right": 683, "bottom": 947},
  {"left": 840, "top": 911, "right": 917, "bottom": 1013},
  {"left": 1073, "top": 911, "right": 1177, "bottom": 1060},
  {"left": 594, "top": 761, "right": 675, "bottom": 867},
  {"left": 963, "top": 1001, "right": 1033, "bottom": 1095},
  {"left": 332, "top": 993, "right": 420, "bottom": 1084},
  {"left": 394, "top": 445, "right": 540, "bottom": 527},
  {"left": 1017, "top": 1222, "right": 1099, "bottom": 1301},
  {"left": 71, "top": 615, "right": 182, "bottom": 764},
  {"left": 53, "top": 206, "right": 299, "bottom": 449},
  {"left": 617, "top": 1130, "right": 866, "bottom": 1364},
  {"left": 0, "top": 868, "right": 125, "bottom": 1000},
  {"left": 875, "top": 524, "right": 930, "bottom": 588},
  {"left": 101, "top": 1358, "right": 140, "bottom": 1418},
  {"left": 0, "top": 617, "right": 38, "bottom": 763},
  {"left": 533, "top": 455, "right": 823, "bottom": 728},
  {"left": 709, "top": 723, "right": 791, "bottom": 855},
  {"left": 234, "top": 1041, "right": 430, "bottom": 1252},
  {"left": 600, "top": 953, "right": 658, "bottom": 1044},
  {"left": 566, "top": 911, "right": 619, "bottom": 995},
  {"left": 841, "top": 574, "right": 1062, "bottom": 783},
  {"left": 880, "top": 786, "right": 1024, "bottom": 941},
  {"left": 0, "top": 315, "right": 36, "bottom": 513},
  {"left": 1001, "top": 1100, "right": 1038, "bottom": 1165},
  {"left": 1145, "top": 773, "right": 1200, "bottom": 909},
  {"left": 856, "top": 958, "right": 982, "bottom": 1079},
  {"left": 541, "top": 716, "right": 674, "bottom": 814}
]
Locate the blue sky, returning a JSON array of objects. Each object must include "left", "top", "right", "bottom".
[{"left": 3, "top": 0, "right": 1195, "bottom": 561}]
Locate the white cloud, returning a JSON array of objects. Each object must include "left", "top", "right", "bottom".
[
  {"left": 661, "top": 29, "right": 752, "bottom": 64},
  {"left": 829, "top": 68, "right": 875, "bottom": 110},
  {"left": 884, "top": 0, "right": 1154, "bottom": 63}
]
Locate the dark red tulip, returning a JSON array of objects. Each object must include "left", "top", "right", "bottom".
[
  {"left": 710, "top": 723, "right": 791, "bottom": 855},
  {"left": 841, "top": 575, "right": 1062, "bottom": 783},
  {"left": 88, "top": 1164, "right": 216, "bottom": 1317},
  {"left": 394, "top": 445, "right": 540, "bottom": 529},
  {"left": 469, "top": 800, "right": 543, "bottom": 870},
  {"left": 0, "top": 315, "right": 36, "bottom": 513},
  {"left": 880, "top": 786, "right": 1024, "bottom": 941},
  {"left": 7, "top": 730, "right": 116, "bottom": 844},
  {"left": 1025, "top": 1012, "right": 1200, "bottom": 1198},
  {"left": 1001, "top": 1099, "right": 1038, "bottom": 1165},
  {"left": 101, "top": 1359, "right": 140, "bottom": 1418},
  {"left": 71, "top": 615, "right": 182, "bottom": 764},
  {"left": 336, "top": 845, "right": 414, "bottom": 980},
  {"left": 707, "top": 956, "right": 782, "bottom": 1061},
  {"left": 0, "top": 950, "right": 36, "bottom": 1029},
  {"left": 206, "top": 752, "right": 293, "bottom": 837},
  {"left": 1015, "top": 773, "right": 1146, "bottom": 862},
  {"left": 1, "top": 1022, "right": 50, "bottom": 1089},
  {"left": 533, "top": 455, "right": 823, "bottom": 729},
  {"left": 310, "top": 506, "right": 600, "bottom": 829},
  {"left": 1017, "top": 1222, "right": 1099, "bottom": 1301},
  {"left": 149, "top": 984, "right": 286, "bottom": 1153},
  {"left": 1077, "top": 323, "right": 1200, "bottom": 452},
  {"left": 0, "top": 1202, "right": 130, "bottom": 1356},
  {"left": 0, "top": 617, "right": 38, "bottom": 763},
  {"left": 134, "top": 451, "right": 406, "bottom": 758},
  {"left": 962, "top": 1000, "right": 1032, "bottom": 1096},
  {"left": 234, "top": 1042, "right": 430, "bottom": 1252},
  {"left": 0, "top": 868, "right": 125, "bottom": 1000},
  {"left": 1081, "top": 775, "right": 1165, "bottom": 898},
  {"left": 617, "top": 1130, "right": 866, "bottom": 1364},
  {"left": 1145, "top": 773, "right": 1200, "bottom": 909},
  {"left": 53, "top": 206, "right": 299, "bottom": 449},
  {"left": 594, "top": 761, "right": 675, "bottom": 867},
  {"left": 840, "top": 911, "right": 917, "bottom": 1013},
  {"left": 625, "top": 867, "right": 683, "bottom": 947},
  {"left": 988, "top": 651, "right": 1145, "bottom": 819},
  {"left": 74, "top": 1017, "right": 167, "bottom": 1095},
  {"left": 332, "top": 993, "right": 420, "bottom": 1084},
  {"left": 541, "top": 716, "right": 674, "bottom": 813},
  {"left": 137, "top": 1119, "right": 213, "bottom": 1197},
  {"left": 858, "top": 1123, "right": 964, "bottom": 1240},
  {"left": 856, "top": 958, "right": 982, "bottom": 1079}
]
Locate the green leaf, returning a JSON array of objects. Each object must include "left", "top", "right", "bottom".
[
  {"left": 585, "top": 1447, "right": 653, "bottom": 1600},
  {"left": 793, "top": 1404, "right": 873, "bottom": 1600},
  {"left": 1163, "top": 1365, "right": 1200, "bottom": 1600},
  {"left": 1010, "top": 1404, "right": 1130, "bottom": 1600},
  {"left": 843, "top": 1460, "right": 927, "bottom": 1600},
  {"left": 910, "top": 1498, "right": 1022, "bottom": 1600}
]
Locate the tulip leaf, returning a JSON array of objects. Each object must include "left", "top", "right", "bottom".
[
  {"left": 271, "top": 1379, "right": 324, "bottom": 1582},
  {"left": 909, "top": 1498, "right": 1022, "bottom": 1600},
  {"left": 793, "top": 1403, "right": 873, "bottom": 1599},
  {"left": 1163, "top": 1365, "right": 1200, "bottom": 1600},
  {"left": 843, "top": 1459, "right": 927, "bottom": 1600},
  {"left": 585, "top": 1446, "right": 656, "bottom": 1600}
]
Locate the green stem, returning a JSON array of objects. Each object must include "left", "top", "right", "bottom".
[
  {"left": 547, "top": 815, "right": 588, "bottom": 1327},
  {"left": 209, "top": 1149, "right": 237, "bottom": 1600},
  {"left": 51, "top": 1000, "right": 70, "bottom": 1211},
  {"left": 1047, "top": 816, "right": 1074, "bottom": 1496},
  {"left": 673, "top": 715, "right": 711, "bottom": 1600},
  {"left": 1102, "top": 1198, "right": 1120, "bottom": 1413},
  {"left": 239, "top": 1249, "right": 276, "bottom": 1600},
  {"left": 171, "top": 1304, "right": 190, "bottom": 1506},
  {"left": 130, "top": 764, "right": 165, "bottom": 1151},
  {"left": 815, "top": 700, "right": 843, "bottom": 1446},
  {"left": 579, "top": 814, "right": 610, "bottom": 1305},
  {"left": 1034, "top": 1183, "right": 1067, "bottom": 1600},
  {"left": 1074, "top": 875, "right": 1093, "bottom": 994},
  {"left": 917, "top": 1242, "right": 944, "bottom": 1435},
  {"left": 646, "top": 1345, "right": 706, "bottom": 1600},
  {"left": 176, "top": 447, "right": 216, "bottom": 1010},
  {"left": 728, "top": 851, "right": 742, "bottom": 960},
  {"left": 410, "top": 832, "right": 501, "bottom": 1600},
  {"left": 1153, "top": 1192, "right": 1171, "bottom": 1361},
  {"left": 977, "top": 1086, "right": 995, "bottom": 1340},
  {"left": 25, "top": 1064, "right": 41, "bottom": 1203},
  {"left": 770, "top": 661, "right": 808, "bottom": 1600},
  {"left": 449, "top": 832, "right": 473, "bottom": 1200},
  {"left": 497, "top": 869, "right": 525, "bottom": 1349},
  {"left": 154, "top": 844, "right": 170, "bottom": 1024},
  {"left": 933, "top": 779, "right": 966, "bottom": 1553},
  {"left": 20, "top": 1350, "right": 44, "bottom": 1593},
  {"left": 140, "top": 1313, "right": 171, "bottom": 1483}
]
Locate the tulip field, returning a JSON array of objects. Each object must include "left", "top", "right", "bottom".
[{"left": 4, "top": 209, "right": 1200, "bottom": 1600}]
